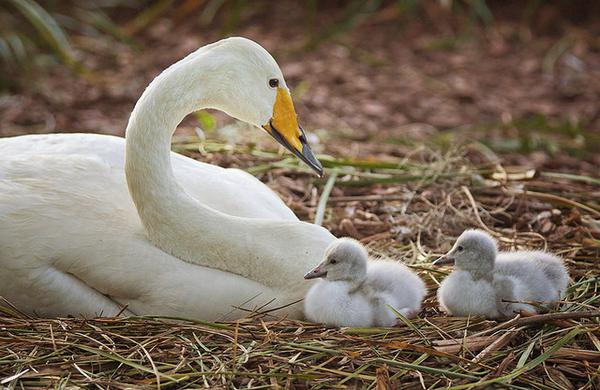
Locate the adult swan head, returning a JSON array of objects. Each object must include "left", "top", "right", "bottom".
[
  {"left": 171, "top": 37, "right": 321, "bottom": 173},
  {"left": 0, "top": 37, "right": 335, "bottom": 320},
  {"left": 127, "top": 37, "right": 322, "bottom": 176}
]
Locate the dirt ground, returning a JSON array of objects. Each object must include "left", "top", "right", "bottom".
[{"left": 2, "top": 2, "right": 599, "bottom": 157}]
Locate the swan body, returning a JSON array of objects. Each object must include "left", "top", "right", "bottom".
[
  {"left": 1, "top": 133, "right": 298, "bottom": 220},
  {"left": 0, "top": 37, "right": 335, "bottom": 319},
  {"left": 304, "top": 238, "right": 426, "bottom": 327},
  {"left": 434, "top": 229, "right": 569, "bottom": 319}
]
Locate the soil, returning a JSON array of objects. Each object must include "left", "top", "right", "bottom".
[{"left": 2, "top": 2, "right": 599, "bottom": 151}]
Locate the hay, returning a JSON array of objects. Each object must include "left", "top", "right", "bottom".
[
  {"left": 1, "top": 137, "right": 599, "bottom": 389},
  {"left": 1, "top": 310, "right": 598, "bottom": 388}
]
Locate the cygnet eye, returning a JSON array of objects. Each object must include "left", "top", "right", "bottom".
[
  {"left": 269, "top": 78, "right": 279, "bottom": 88},
  {"left": 330, "top": 258, "right": 337, "bottom": 264},
  {"left": 457, "top": 246, "right": 464, "bottom": 252}
]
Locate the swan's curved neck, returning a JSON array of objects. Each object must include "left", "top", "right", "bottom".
[
  {"left": 124, "top": 58, "right": 334, "bottom": 291},
  {"left": 126, "top": 60, "right": 204, "bottom": 231},
  {"left": 125, "top": 84, "right": 186, "bottom": 207},
  {"left": 125, "top": 58, "right": 226, "bottom": 262}
]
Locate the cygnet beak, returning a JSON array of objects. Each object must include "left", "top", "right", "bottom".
[
  {"left": 432, "top": 255, "right": 455, "bottom": 266},
  {"left": 304, "top": 266, "right": 327, "bottom": 279}
]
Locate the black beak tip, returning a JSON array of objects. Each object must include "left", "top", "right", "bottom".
[
  {"left": 266, "top": 122, "right": 324, "bottom": 176},
  {"left": 307, "top": 156, "right": 324, "bottom": 177},
  {"left": 291, "top": 144, "right": 323, "bottom": 177},
  {"left": 298, "top": 125, "right": 323, "bottom": 177}
]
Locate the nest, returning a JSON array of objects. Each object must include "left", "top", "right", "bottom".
[{"left": 1, "top": 137, "right": 599, "bottom": 389}]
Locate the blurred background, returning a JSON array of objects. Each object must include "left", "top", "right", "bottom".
[{"left": 1, "top": 0, "right": 599, "bottom": 179}]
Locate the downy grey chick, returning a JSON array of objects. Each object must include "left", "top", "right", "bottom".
[
  {"left": 434, "top": 230, "right": 569, "bottom": 319},
  {"left": 304, "top": 238, "right": 426, "bottom": 327}
]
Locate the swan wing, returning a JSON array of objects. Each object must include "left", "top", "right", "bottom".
[
  {"left": 0, "top": 134, "right": 303, "bottom": 318},
  {"left": 0, "top": 133, "right": 297, "bottom": 220}
]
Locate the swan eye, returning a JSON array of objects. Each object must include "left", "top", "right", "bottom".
[
  {"left": 457, "top": 246, "right": 464, "bottom": 252},
  {"left": 269, "top": 78, "right": 279, "bottom": 88},
  {"left": 330, "top": 259, "right": 337, "bottom": 264}
]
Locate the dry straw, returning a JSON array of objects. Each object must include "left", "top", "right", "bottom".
[{"left": 1, "top": 137, "right": 599, "bottom": 388}]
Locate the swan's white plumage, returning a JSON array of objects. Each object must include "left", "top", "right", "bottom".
[
  {"left": 304, "top": 238, "right": 426, "bottom": 327},
  {"left": 0, "top": 37, "right": 335, "bottom": 319},
  {"left": 0, "top": 133, "right": 296, "bottom": 220},
  {"left": 436, "top": 229, "right": 569, "bottom": 319},
  {"left": 0, "top": 134, "right": 298, "bottom": 319}
]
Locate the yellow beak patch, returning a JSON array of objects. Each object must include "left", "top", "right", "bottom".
[
  {"left": 266, "top": 87, "right": 303, "bottom": 152},
  {"left": 261, "top": 86, "right": 323, "bottom": 176}
]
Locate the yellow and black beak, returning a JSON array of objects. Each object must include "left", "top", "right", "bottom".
[{"left": 262, "top": 87, "right": 323, "bottom": 177}]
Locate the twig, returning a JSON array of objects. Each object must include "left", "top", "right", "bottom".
[
  {"left": 329, "top": 194, "right": 407, "bottom": 203},
  {"left": 472, "top": 331, "right": 519, "bottom": 363},
  {"left": 513, "top": 311, "right": 600, "bottom": 326},
  {"left": 504, "top": 188, "right": 600, "bottom": 217},
  {"left": 461, "top": 186, "right": 496, "bottom": 235}
]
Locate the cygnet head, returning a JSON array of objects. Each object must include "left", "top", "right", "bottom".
[
  {"left": 304, "top": 238, "right": 368, "bottom": 282},
  {"left": 145, "top": 37, "right": 322, "bottom": 175},
  {"left": 433, "top": 230, "right": 498, "bottom": 275}
]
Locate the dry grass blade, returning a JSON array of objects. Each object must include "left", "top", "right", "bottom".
[{"left": 314, "top": 170, "right": 338, "bottom": 226}]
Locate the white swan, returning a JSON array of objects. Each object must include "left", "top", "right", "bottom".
[
  {"left": 304, "top": 238, "right": 426, "bottom": 327},
  {"left": 434, "top": 229, "right": 569, "bottom": 319},
  {"left": 0, "top": 37, "right": 336, "bottom": 320}
]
